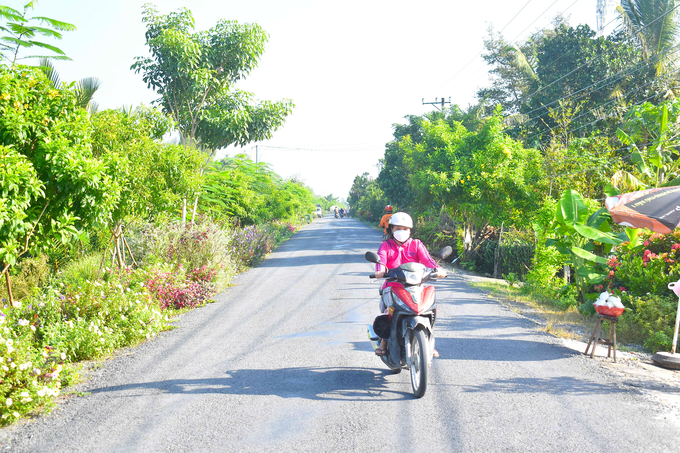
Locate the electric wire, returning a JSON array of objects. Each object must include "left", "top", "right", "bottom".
[
  {"left": 460, "top": 0, "right": 585, "bottom": 86},
  {"left": 521, "top": 3, "right": 680, "bottom": 106},
  {"left": 435, "top": 0, "right": 537, "bottom": 90},
  {"left": 522, "top": 69, "right": 675, "bottom": 144},
  {"left": 515, "top": 40, "right": 680, "bottom": 137}
]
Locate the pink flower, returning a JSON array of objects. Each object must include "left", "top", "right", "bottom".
[
  {"left": 644, "top": 241, "right": 650, "bottom": 246},
  {"left": 672, "top": 243, "right": 680, "bottom": 251}
]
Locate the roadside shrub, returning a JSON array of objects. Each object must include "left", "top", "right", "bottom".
[
  {"left": 230, "top": 222, "right": 296, "bottom": 271},
  {"left": 0, "top": 255, "right": 50, "bottom": 302},
  {"left": 145, "top": 267, "right": 215, "bottom": 310},
  {"left": 616, "top": 293, "right": 677, "bottom": 352},
  {"left": 127, "top": 220, "right": 234, "bottom": 290},
  {"left": 55, "top": 253, "right": 103, "bottom": 289},
  {"left": 0, "top": 309, "right": 64, "bottom": 425}
]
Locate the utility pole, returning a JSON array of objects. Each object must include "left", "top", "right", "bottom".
[{"left": 422, "top": 97, "right": 451, "bottom": 112}]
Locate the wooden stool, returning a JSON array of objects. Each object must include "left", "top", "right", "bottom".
[{"left": 585, "top": 314, "right": 619, "bottom": 362}]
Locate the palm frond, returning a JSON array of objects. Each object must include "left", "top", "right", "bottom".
[
  {"left": 611, "top": 170, "right": 648, "bottom": 192},
  {"left": 75, "top": 77, "right": 101, "bottom": 110},
  {"left": 37, "top": 56, "right": 60, "bottom": 87},
  {"left": 616, "top": 3, "right": 651, "bottom": 60}
]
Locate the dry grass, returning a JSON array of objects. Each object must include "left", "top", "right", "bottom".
[{"left": 470, "top": 281, "right": 596, "bottom": 342}]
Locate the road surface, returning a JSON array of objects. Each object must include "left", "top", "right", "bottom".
[{"left": 3, "top": 216, "right": 680, "bottom": 452}]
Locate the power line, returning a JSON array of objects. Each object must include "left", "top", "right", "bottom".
[
  {"left": 435, "top": 0, "right": 536, "bottom": 90},
  {"left": 508, "top": 0, "right": 562, "bottom": 43},
  {"left": 256, "top": 145, "right": 385, "bottom": 153},
  {"left": 521, "top": 65, "right": 677, "bottom": 143},
  {"left": 517, "top": 43, "right": 680, "bottom": 142},
  {"left": 522, "top": 3, "right": 680, "bottom": 106}
]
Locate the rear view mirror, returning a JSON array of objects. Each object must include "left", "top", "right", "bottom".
[
  {"left": 365, "top": 251, "right": 380, "bottom": 263},
  {"left": 438, "top": 246, "right": 453, "bottom": 260}
]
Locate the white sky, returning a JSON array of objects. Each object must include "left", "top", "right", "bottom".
[{"left": 13, "top": 0, "right": 619, "bottom": 199}]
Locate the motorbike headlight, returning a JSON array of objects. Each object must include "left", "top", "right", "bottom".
[{"left": 404, "top": 270, "right": 423, "bottom": 285}]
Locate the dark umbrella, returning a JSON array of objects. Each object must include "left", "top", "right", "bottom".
[{"left": 605, "top": 186, "right": 680, "bottom": 369}]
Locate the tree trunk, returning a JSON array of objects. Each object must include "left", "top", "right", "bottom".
[
  {"left": 493, "top": 222, "right": 504, "bottom": 279},
  {"left": 182, "top": 198, "right": 187, "bottom": 228},
  {"left": 4, "top": 268, "right": 14, "bottom": 307}
]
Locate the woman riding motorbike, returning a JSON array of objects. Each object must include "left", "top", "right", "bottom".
[{"left": 373, "top": 212, "right": 447, "bottom": 356}]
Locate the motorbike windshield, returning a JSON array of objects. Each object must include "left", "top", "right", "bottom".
[{"left": 399, "top": 262, "right": 426, "bottom": 285}]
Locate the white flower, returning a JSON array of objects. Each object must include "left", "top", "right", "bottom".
[
  {"left": 30, "top": 325, "right": 36, "bottom": 331},
  {"left": 5, "top": 339, "right": 13, "bottom": 346},
  {"left": 12, "top": 412, "right": 19, "bottom": 417},
  {"left": 7, "top": 345, "right": 13, "bottom": 354},
  {"left": 37, "top": 389, "right": 46, "bottom": 397},
  {"left": 1, "top": 366, "right": 7, "bottom": 371},
  {"left": 5, "top": 398, "right": 12, "bottom": 406},
  {"left": 20, "top": 392, "right": 29, "bottom": 398},
  {"left": 10, "top": 362, "right": 15, "bottom": 368},
  {"left": 60, "top": 353, "right": 66, "bottom": 360}
]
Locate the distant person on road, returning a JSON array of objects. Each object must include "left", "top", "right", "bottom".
[
  {"left": 339, "top": 207, "right": 345, "bottom": 217},
  {"left": 379, "top": 205, "right": 393, "bottom": 239},
  {"left": 373, "top": 212, "right": 447, "bottom": 357},
  {"left": 334, "top": 206, "right": 339, "bottom": 218}
]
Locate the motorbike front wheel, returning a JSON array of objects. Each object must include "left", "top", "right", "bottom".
[{"left": 410, "top": 328, "right": 429, "bottom": 398}]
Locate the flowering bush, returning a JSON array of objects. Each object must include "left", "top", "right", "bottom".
[
  {"left": 601, "top": 231, "right": 680, "bottom": 352},
  {"left": 230, "top": 222, "right": 298, "bottom": 272},
  {"left": 0, "top": 304, "right": 64, "bottom": 425},
  {"left": 145, "top": 267, "right": 215, "bottom": 310},
  {"left": 126, "top": 220, "right": 235, "bottom": 289}
]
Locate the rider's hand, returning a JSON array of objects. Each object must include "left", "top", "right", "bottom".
[
  {"left": 436, "top": 267, "right": 447, "bottom": 278},
  {"left": 374, "top": 271, "right": 385, "bottom": 279}
]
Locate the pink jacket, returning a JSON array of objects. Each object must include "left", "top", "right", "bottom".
[{"left": 376, "top": 238, "right": 437, "bottom": 288}]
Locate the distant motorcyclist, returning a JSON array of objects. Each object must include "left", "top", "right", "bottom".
[
  {"left": 339, "top": 207, "right": 345, "bottom": 217},
  {"left": 379, "top": 205, "right": 393, "bottom": 239}
]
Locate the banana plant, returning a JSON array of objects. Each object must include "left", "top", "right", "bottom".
[{"left": 547, "top": 189, "right": 624, "bottom": 302}]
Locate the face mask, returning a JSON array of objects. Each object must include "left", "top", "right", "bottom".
[{"left": 393, "top": 229, "right": 410, "bottom": 242}]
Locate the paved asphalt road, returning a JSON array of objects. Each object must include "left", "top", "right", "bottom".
[{"left": 3, "top": 216, "right": 680, "bottom": 452}]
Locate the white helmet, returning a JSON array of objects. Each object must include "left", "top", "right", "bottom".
[{"left": 389, "top": 212, "right": 413, "bottom": 228}]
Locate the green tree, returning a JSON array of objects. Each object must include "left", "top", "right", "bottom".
[
  {"left": 402, "top": 108, "right": 545, "bottom": 255},
  {"left": 0, "top": 2, "right": 75, "bottom": 66},
  {"left": 0, "top": 66, "right": 117, "bottom": 303},
  {"left": 90, "top": 108, "right": 204, "bottom": 266},
  {"left": 131, "top": 4, "right": 294, "bottom": 222}
]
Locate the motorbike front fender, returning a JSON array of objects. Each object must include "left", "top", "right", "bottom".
[{"left": 402, "top": 316, "right": 432, "bottom": 336}]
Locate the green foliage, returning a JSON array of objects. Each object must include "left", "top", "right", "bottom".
[
  {"left": 131, "top": 3, "right": 293, "bottom": 151},
  {"left": 90, "top": 108, "right": 205, "bottom": 223},
  {"left": 617, "top": 293, "right": 677, "bottom": 352},
  {"left": 199, "top": 155, "right": 315, "bottom": 225},
  {"left": 0, "top": 2, "right": 76, "bottom": 65},
  {"left": 348, "top": 173, "right": 387, "bottom": 222},
  {"left": 0, "top": 66, "right": 117, "bottom": 276},
  {"left": 547, "top": 189, "right": 623, "bottom": 301},
  {"left": 0, "top": 255, "right": 48, "bottom": 302}
]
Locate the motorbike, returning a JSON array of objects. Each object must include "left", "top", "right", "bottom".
[
  {"left": 365, "top": 246, "right": 451, "bottom": 398},
  {"left": 334, "top": 211, "right": 339, "bottom": 218}
]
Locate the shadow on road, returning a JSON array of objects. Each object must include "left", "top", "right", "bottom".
[
  {"left": 435, "top": 337, "right": 580, "bottom": 361},
  {"left": 461, "top": 376, "right": 628, "bottom": 395},
  {"left": 89, "top": 367, "right": 413, "bottom": 401}
]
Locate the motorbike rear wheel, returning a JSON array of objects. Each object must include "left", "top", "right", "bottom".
[{"left": 410, "top": 328, "right": 428, "bottom": 398}]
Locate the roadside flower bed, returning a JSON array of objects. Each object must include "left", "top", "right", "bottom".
[
  {"left": 602, "top": 231, "right": 680, "bottom": 352},
  {"left": 0, "top": 219, "right": 302, "bottom": 425}
]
